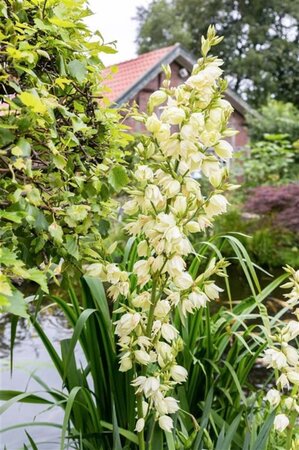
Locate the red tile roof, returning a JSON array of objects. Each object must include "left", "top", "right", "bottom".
[{"left": 103, "top": 46, "right": 176, "bottom": 103}]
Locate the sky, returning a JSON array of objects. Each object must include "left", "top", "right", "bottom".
[{"left": 85, "top": 0, "right": 151, "bottom": 65}]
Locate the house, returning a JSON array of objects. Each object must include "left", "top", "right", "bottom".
[{"left": 103, "top": 44, "right": 253, "bottom": 148}]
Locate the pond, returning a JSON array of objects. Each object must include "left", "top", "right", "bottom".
[
  {"left": 0, "top": 266, "right": 286, "bottom": 449},
  {"left": 0, "top": 307, "right": 74, "bottom": 449}
]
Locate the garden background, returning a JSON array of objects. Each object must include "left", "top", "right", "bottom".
[{"left": 0, "top": 1, "right": 299, "bottom": 449}]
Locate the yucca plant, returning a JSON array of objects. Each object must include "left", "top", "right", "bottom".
[{"left": 0, "top": 234, "right": 291, "bottom": 449}]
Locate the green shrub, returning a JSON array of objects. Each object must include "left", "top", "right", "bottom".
[
  {"left": 214, "top": 209, "right": 299, "bottom": 268},
  {"left": 0, "top": 0, "right": 132, "bottom": 315},
  {"left": 247, "top": 99, "right": 299, "bottom": 143},
  {"left": 251, "top": 228, "right": 299, "bottom": 268},
  {"left": 243, "top": 135, "right": 299, "bottom": 187}
]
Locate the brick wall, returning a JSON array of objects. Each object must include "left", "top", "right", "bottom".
[{"left": 123, "top": 61, "right": 249, "bottom": 147}]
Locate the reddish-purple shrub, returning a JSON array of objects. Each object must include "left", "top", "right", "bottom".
[{"left": 244, "top": 184, "right": 299, "bottom": 232}]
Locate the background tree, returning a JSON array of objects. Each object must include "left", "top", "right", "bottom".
[
  {"left": 0, "top": 0, "right": 132, "bottom": 315},
  {"left": 135, "top": 0, "right": 299, "bottom": 106}
]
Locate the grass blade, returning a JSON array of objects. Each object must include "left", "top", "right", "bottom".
[
  {"left": 62, "top": 308, "right": 96, "bottom": 381},
  {"left": 60, "top": 386, "right": 82, "bottom": 450},
  {"left": 251, "top": 412, "right": 275, "bottom": 450},
  {"left": 25, "top": 431, "right": 39, "bottom": 450},
  {"left": 193, "top": 387, "right": 214, "bottom": 450},
  {"left": 0, "top": 391, "right": 52, "bottom": 415}
]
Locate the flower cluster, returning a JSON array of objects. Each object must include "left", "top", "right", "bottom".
[
  {"left": 263, "top": 266, "right": 299, "bottom": 434},
  {"left": 87, "top": 26, "right": 236, "bottom": 434}
]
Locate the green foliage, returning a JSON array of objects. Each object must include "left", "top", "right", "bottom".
[
  {"left": 214, "top": 209, "right": 299, "bottom": 269},
  {"left": 0, "top": 0, "right": 132, "bottom": 313},
  {"left": 251, "top": 229, "right": 299, "bottom": 269},
  {"left": 0, "top": 236, "right": 290, "bottom": 449},
  {"left": 135, "top": 0, "right": 299, "bottom": 106},
  {"left": 109, "top": 165, "right": 130, "bottom": 193},
  {"left": 243, "top": 135, "right": 299, "bottom": 187},
  {"left": 247, "top": 100, "right": 299, "bottom": 142}
]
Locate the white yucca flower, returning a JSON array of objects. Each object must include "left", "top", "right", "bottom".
[
  {"left": 158, "top": 415, "right": 173, "bottom": 432},
  {"left": 107, "top": 26, "right": 238, "bottom": 437},
  {"left": 170, "top": 365, "right": 188, "bottom": 383},
  {"left": 115, "top": 313, "right": 140, "bottom": 337},
  {"left": 135, "top": 165, "right": 154, "bottom": 182},
  {"left": 214, "top": 140, "right": 233, "bottom": 159},
  {"left": 264, "top": 389, "right": 281, "bottom": 408},
  {"left": 274, "top": 414, "right": 289, "bottom": 432},
  {"left": 135, "top": 418, "right": 145, "bottom": 432},
  {"left": 161, "top": 323, "right": 178, "bottom": 342},
  {"left": 263, "top": 348, "right": 287, "bottom": 370},
  {"left": 204, "top": 194, "right": 228, "bottom": 217},
  {"left": 160, "top": 106, "right": 186, "bottom": 125}
]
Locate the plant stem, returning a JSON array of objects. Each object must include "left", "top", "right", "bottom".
[
  {"left": 137, "top": 394, "right": 145, "bottom": 450},
  {"left": 146, "top": 418, "right": 155, "bottom": 450},
  {"left": 286, "top": 386, "right": 298, "bottom": 449},
  {"left": 286, "top": 410, "right": 296, "bottom": 450},
  {"left": 146, "top": 278, "right": 158, "bottom": 336}
]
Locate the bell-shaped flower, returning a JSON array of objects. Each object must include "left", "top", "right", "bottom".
[
  {"left": 148, "top": 90, "right": 167, "bottom": 109},
  {"left": 282, "top": 343, "right": 298, "bottom": 366},
  {"left": 157, "top": 341, "right": 173, "bottom": 368},
  {"left": 154, "top": 300, "right": 171, "bottom": 319},
  {"left": 189, "top": 112, "right": 205, "bottom": 131},
  {"left": 133, "top": 259, "right": 152, "bottom": 286},
  {"left": 161, "top": 323, "right": 178, "bottom": 342},
  {"left": 164, "top": 396, "right": 180, "bottom": 414},
  {"left": 132, "top": 291, "right": 151, "bottom": 310},
  {"left": 158, "top": 415, "right": 173, "bottom": 432},
  {"left": 263, "top": 348, "right": 287, "bottom": 370},
  {"left": 286, "top": 370, "right": 299, "bottom": 385},
  {"left": 204, "top": 282, "right": 223, "bottom": 300},
  {"left": 173, "top": 272, "right": 193, "bottom": 290},
  {"left": 189, "top": 290, "right": 209, "bottom": 308},
  {"left": 135, "top": 418, "right": 145, "bottom": 432},
  {"left": 172, "top": 195, "right": 187, "bottom": 216},
  {"left": 273, "top": 414, "right": 289, "bottom": 432},
  {"left": 106, "top": 263, "right": 122, "bottom": 284},
  {"left": 204, "top": 194, "right": 228, "bottom": 217},
  {"left": 161, "top": 106, "right": 186, "bottom": 125},
  {"left": 146, "top": 113, "right": 162, "bottom": 133},
  {"left": 282, "top": 320, "right": 299, "bottom": 342},
  {"left": 145, "top": 184, "right": 165, "bottom": 209},
  {"left": 119, "top": 352, "right": 133, "bottom": 372},
  {"left": 115, "top": 313, "right": 141, "bottom": 337},
  {"left": 214, "top": 140, "right": 233, "bottom": 159},
  {"left": 170, "top": 364, "right": 188, "bottom": 383},
  {"left": 143, "top": 377, "right": 160, "bottom": 397},
  {"left": 165, "top": 255, "right": 186, "bottom": 277},
  {"left": 186, "top": 64, "right": 223, "bottom": 90},
  {"left": 135, "top": 349, "right": 151, "bottom": 366},
  {"left": 135, "top": 165, "right": 154, "bottom": 182},
  {"left": 123, "top": 199, "right": 139, "bottom": 216},
  {"left": 264, "top": 389, "right": 281, "bottom": 408}
]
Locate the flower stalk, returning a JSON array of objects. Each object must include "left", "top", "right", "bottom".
[
  {"left": 263, "top": 266, "right": 299, "bottom": 443},
  {"left": 86, "top": 25, "right": 236, "bottom": 439}
]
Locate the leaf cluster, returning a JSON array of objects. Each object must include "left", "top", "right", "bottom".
[{"left": 0, "top": 0, "right": 132, "bottom": 314}]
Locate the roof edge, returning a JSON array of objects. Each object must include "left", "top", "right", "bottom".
[
  {"left": 115, "top": 44, "right": 181, "bottom": 105},
  {"left": 113, "top": 45, "right": 256, "bottom": 117}
]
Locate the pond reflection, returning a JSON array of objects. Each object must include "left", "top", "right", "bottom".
[{"left": 0, "top": 306, "right": 72, "bottom": 449}]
